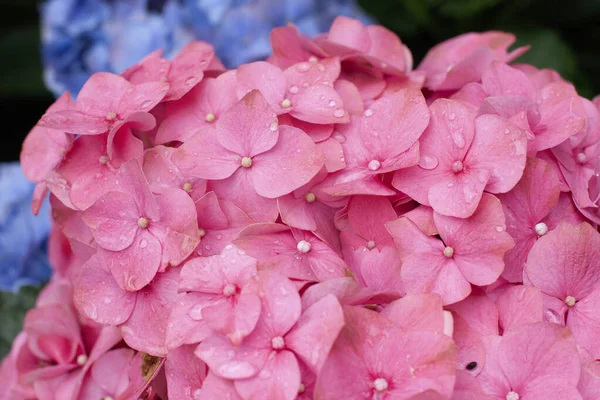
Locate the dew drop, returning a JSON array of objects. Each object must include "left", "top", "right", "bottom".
[
  {"left": 188, "top": 305, "right": 204, "bottom": 321},
  {"left": 328, "top": 100, "right": 337, "bottom": 107},
  {"left": 289, "top": 85, "right": 299, "bottom": 94},
  {"left": 140, "top": 100, "right": 154, "bottom": 109},
  {"left": 495, "top": 226, "right": 504, "bottom": 232},
  {"left": 364, "top": 109, "right": 373, "bottom": 117},
  {"left": 448, "top": 113, "right": 456, "bottom": 121},
  {"left": 333, "top": 109, "right": 345, "bottom": 118},
  {"left": 185, "top": 76, "right": 197, "bottom": 86},
  {"left": 139, "top": 239, "right": 148, "bottom": 249},
  {"left": 419, "top": 155, "right": 439, "bottom": 170}
]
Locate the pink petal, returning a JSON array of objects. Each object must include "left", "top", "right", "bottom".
[
  {"left": 290, "top": 85, "right": 349, "bottom": 124},
  {"left": 120, "top": 268, "right": 182, "bottom": 356},
  {"left": 482, "top": 61, "right": 535, "bottom": 98},
  {"left": 236, "top": 62, "right": 287, "bottom": 111},
  {"left": 209, "top": 169, "right": 279, "bottom": 223},
  {"left": 77, "top": 72, "right": 130, "bottom": 117},
  {"left": 467, "top": 114, "right": 528, "bottom": 193},
  {"left": 452, "top": 314, "right": 487, "bottom": 376},
  {"left": 37, "top": 109, "right": 109, "bottom": 136},
  {"left": 165, "top": 292, "right": 215, "bottom": 350},
  {"left": 118, "top": 81, "right": 169, "bottom": 117},
  {"left": 436, "top": 193, "right": 514, "bottom": 286},
  {"left": 164, "top": 41, "right": 214, "bottom": 101},
  {"left": 91, "top": 348, "right": 135, "bottom": 395},
  {"left": 526, "top": 222, "right": 600, "bottom": 300},
  {"left": 81, "top": 191, "right": 139, "bottom": 251},
  {"left": 324, "top": 16, "right": 370, "bottom": 53},
  {"left": 21, "top": 119, "right": 72, "bottom": 183},
  {"left": 100, "top": 229, "right": 161, "bottom": 292},
  {"left": 252, "top": 125, "right": 324, "bottom": 198},
  {"left": 347, "top": 195, "right": 397, "bottom": 246},
  {"left": 234, "top": 350, "right": 301, "bottom": 400},
  {"left": 568, "top": 289, "right": 600, "bottom": 359},
  {"left": 365, "top": 25, "right": 411, "bottom": 74},
  {"left": 286, "top": 294, "right": 344, "bottom": 373},
  {"left": 381, "top": 294, "right": 445, "bottom": 332},
  {"left": 301, "top": 277, "right": 400, "bottom": 310},
  {"left": 73, "top": 255, "right": 136, "bottom": 325},
  {"left": 173, "top": 131, "right": 240, "bottom": 180},
  {"left": 165, "top": 345, "right": 207, "bottom": 399},
  {"left": 192, "top": 371, "right": 242, "bottom": 400},
  {"left": 496, "top": 285, "right": 543, "bottom": 333},
  {"left": 202, "top": 291, "right": 262, "bottom": 346}
]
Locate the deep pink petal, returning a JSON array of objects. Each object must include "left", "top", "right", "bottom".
[
  {"left": 165, "top": 344, "right": 207, "bottom": 399},
  {"left": 381, "top": 294, "right": 445, "bottom": 332},
  {"left": 165, "top": 292, "right": 215, "bottom": 350},
  {"left": 496, "top": 285, "right": 543, "bottom": 333}
]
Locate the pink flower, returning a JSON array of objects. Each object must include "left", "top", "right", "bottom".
[
  {"left": 320, "top": 89, "right": 429, "bottom": 197},
  {"left": 340, "top": 196, "right": 404, "bottom": 292},
  {"left": 315, "top": 305, "right": 456, "bottom": 399},
  {"left": 37, "top": 72, "right": 168, "bottom": 137},
  {"left": 418, "top": 31, "right": 528, "bottom": 91},
  {"left": 122, "top": 41, "right": 216, "bottom": 102},
  {"left": 393, "top": 99, "right": 528, "bottom": 218},
  {"left": 82, "top": 160, "right": 199, "bottom": 291},
  {"left": 525, "top": 222, "right": 600, "bottom": 359},
  {"left": 196, "top": 271, "right": 344, "bottom": 400},
  {"left": 386, "top": 194, "right": 514, "bottom": 304},
  {"left": 173, "top": 90, "right": 324, "bottom": 221},
  {"left": 233, "top": 223, "right": 347, "bottom": 283},
  {"left": 167, "top": 244, "right": 261, "bottom": 348},
  {"left": 154, "top": 70, "right": 238, "bottom": 144},
  {"left": 476, "top": 322, "right": 581, "bottom": 400},
  {"left": 237, "top": 59, "right": 350, "bottom": 124},
  {"left": 73, "top": 257, "right": 181, "bottom": 356},
  {"left": 497, "top": 157, "right": 585, "bottom": 282}
]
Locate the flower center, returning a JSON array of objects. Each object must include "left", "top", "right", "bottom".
[
  {"left": 98, "top": 155, "right": 109, "bottom": 165},
  {"left": 367, "top": 240, "right": 376, "bottom": 249},
  {"left": 576, "top": 152, "right": 587, "bottom": 164},
  {"left": 373, "top": 378, "right": 388, "bottom": 392},
  {"left": 281, "top": 98, "right": 292, "bottom": 109},
  {"left": 103, "top": 397, "right": 115, "bottom": 400},
  {"left": 137, "top": 217, "right": 149, "bottom": 229},
  {"left": 305, "top": 192, "right": 316, "bottom": 203},
  {"left": 443, "top": 246, "right": 454, "bottom": 258},
  {"left": 105, "top": 112, "right": 117, "bottom": 121},
  {"left": 368, "top": 159, "right": 381, "bottom": 171},
  {"left": 297, "top": 240, "right": 311, "bottom": 253},
  {"left": 506, "top": 391, "right": 519, "bottom": 400},
  {"left": 308, "top": 56, "right": 318, "bottom": 63},
  {"left": 205, "top": 112, "right": 215, "bottom": 122},
  {"left": 452, "top": 160, "right": 464, "bottom": 173},
  {"left": 198, "top": 228, "right": 206, "bottom": 238},
  {"left": 241, "top": 157, "right": 253, "bottom": 168},
  {"left": 534, "top": 222, "right": 548, "bottom": 236},
  {"left": 298, "top": 383, "right": 306, "bottom": 393},
  {"left": 183, "top": 182, "right": 193, "bottom": 193},
  {"left": 564, "top": 296, "right": 576, "bottom": 307},
  {"left": 271, "top": 336, "right": 285, "bottom": 350},
  {"left": 76, "top": 354, "right": 88, "bottom": 365},
  {"left": 223, "top": 284, "right": 236, "bottom": 296}
]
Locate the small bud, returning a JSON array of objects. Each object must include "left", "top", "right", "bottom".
[
  {"left": 443, "top": 246, "right": 454, "bottom": 258},
  {"left": 183, "top": 182, "right": 193, "bottom": 193},
  {"left": 137, "top": 217, "right": 149, "bottom": 229},
  {"left": 305, "top": 192, "right": 316, "bottom": 203},
  {"left": 564, "top": 296, "right": 576, "bottom": 307},
  {"left": 241, "top": 157, "right": 253, "bottom": 168},
  {"left": 281, "top": 99, "right": 292, "bottom": 109},
  {"left": 76, "top": 354, "right": 88, "bottom": 365},
  {"left": 271, "top": 336, "right": 285, "bottom": 350},
  {"left": 373, "top": 378, "right": 388, "bottom": 392},
  {"left": 297, "top": 240, "right": 311, "bottom": 253},
  {"left": 205, "top": 112, "right": 215, "bottom": 122}
]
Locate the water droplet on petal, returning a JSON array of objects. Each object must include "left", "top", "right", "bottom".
[
  {"left": 188, "top": 305, "right": 204, "bottom": 321},
  {"left": 364, "top": 109, "right": 373, "bottom": 117},
  {"left": 140, "top": 100, "right": 153, "bottom": 109},
  {"left": 333, "top": 109, "right": 345, "bottom": 118},
  {"left": 419, "top": 155, "right": 439, "bottom": 170},
  {"left": 448, "top": 113, "right": 456, "bottom": 121},
  {"left": 139, "top": 239, "right": 148, "bottom": 249},
  {"left": 289, "top": 85, "right": 299, "bottom": 94},
  {"left": 329, "top": 100, "right": 337, "bottom": 107}
]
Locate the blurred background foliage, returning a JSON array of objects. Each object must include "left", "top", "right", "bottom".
[
  {"left": 2, "top": 0, "right": 600, "bottom": 162},
  {"left": 0, "top": 0, "right": 599, "bottom": 357}
]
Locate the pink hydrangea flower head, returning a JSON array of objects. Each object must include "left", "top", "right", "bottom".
[
  {"left": 418, "top": 31, "right": 528, "bottom": 91},
  {"left": 386, "top": 194, "right": 514, "bottom": 304},
  {"left": 393, "top": 99, "right": 528, "bottom": 218},
  {"left": 315, "top": 305, "right": 456, "bottom": 399},
  {"left": 525, "top": 222, "right": 600, "bottom": 359}
]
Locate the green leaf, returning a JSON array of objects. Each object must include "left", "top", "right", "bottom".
[
  {"left": 438, "top": 0, "right": 504, "bottom": 19},
  {"left": 0, "top": 286, "right": 41, "bottom": 358}
]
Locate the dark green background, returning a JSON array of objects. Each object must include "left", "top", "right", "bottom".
[{"left": 1, "top": 0, "right": 599, "bottom": 356}]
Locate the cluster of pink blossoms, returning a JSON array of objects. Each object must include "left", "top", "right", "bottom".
[{"left": 5, "top": 16, "right": 600, "bottom": 400}]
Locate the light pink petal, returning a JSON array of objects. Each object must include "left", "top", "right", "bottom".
[
  {"left": 236, "top": 62, "right": 287, "bottom": 111},
  {"left": 115, "top": 159, "right": 160, "bottom": 219},
  {"left": 402, "top": 205, "right": 437, "bottom": 235},
  {"left": 448, "top": 293, "right": 500, "bottom": 336},
  {"left": 347, "top": 195, "right": 396, "bottom": 246},
  {"left": 155, "top": 110, "right": 210, "bottom": 144},
  {"left": 37, "top": 109, "right": 110, "bottom": 136},
  {"left": 81, "top": 191, "right": 138, "bottom": 251},
  {"left": 172, "top": 131, "right": 240, "bottom": 180},
  {"left": 195, "top": 191, "right": 229, "bottom": 230},
  {"left": 252, "top": 125, "right": 324, "bottom": 198},
  {"left": 301, "top": 277, "right": 399, "bottom": 310},
  {"left": 436, "top": 193, "right": 514, "bottom": 286},
  {"left": 334, "top": 79, "right": 364, "bottom": 116},
  {"left": 164, "top": 41, "right": 214, "bottom": 101},
  {"left": 77, "top": 72, "right": 130, "bottom": 117},
  {"left": 202, "top": 291, "right": 261, "bottom": 346},
  {"left": 496, "top": 285, "right": 543, "bottom": 333},
  {"left": 360, "top": 89, "right": 429, "bottom": 163},
  {"left": 100, "top": 229, "right": 161, "bottom": 291},
  {"left": 381, "top": 294, "right": 445, "bottom": 332},
  {"left": 165, "top": 344, "right": 207, "bottom": 399},
  {"left": 234, "top": 350, "right": 301, "bottom": 400},
  {"left": 290, "top": 84, "right": 349, "bottom": 124},
  {"left": 365, "top": 25, "right": 411, "bottom": 74},
  {"left": 568, "top": 289, "right": 600, "bottom": 359},
  {"left": 218, "top": 90, "right": 279, "bottom": 157},
  {"left": 150, "top": 189, "right": 200, "bottom": 269},
  {"left": 452, "top": 313, "right": 486, "bottom": 376},
  {"left": 286, "top": 294, "right": 344, "bottom": 373},
  {"left": 21, "top": 127, "right": 71, "bottom": 183},
  {"left": 193, "top": 371, "right": 242, "bottom": 399},
  {"left": 499, "top": 322, "right": 581, "bottom": 395},
  {"left": 428, "top": 168, "right": 490, "bottom": 218},
  {"left": 91, "top": 348, "right": 135, "bottom": 395},
  {"left": 120, "top": 268, "right": 182, "bottom": 356},
  {"left": 165, "top": 292, "right": 215, "bottom": 350},
  {"left": 526, "top": 222, "right": 600, "bottom": 299},
  {"left": 121, "top": 49, "right": 168, "bottom": 84},
  {"left": 324, "top": 16, "right": 370, "bottom": 53},
  {"left": 482, "top": 61, "right": 535, "bottom": 98},
  {"left": 118, "top": 81, "right": 169, "bottom": 117},
  {"left": 73, "top": 255, "right": 136, "bottom": 325},
  {"left": 467, "top": 114, "right": 528, "bottom": 193},
  {"left": 209, "top": 169, "right": 279, "bottom": 222}
]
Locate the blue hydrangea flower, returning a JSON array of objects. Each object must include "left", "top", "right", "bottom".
[
  {"left": 0, "top": 163, "right": 52, "bottom": 292},
  {"left": 41, "top": 0, "right": 373, "bottom": 97}
]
